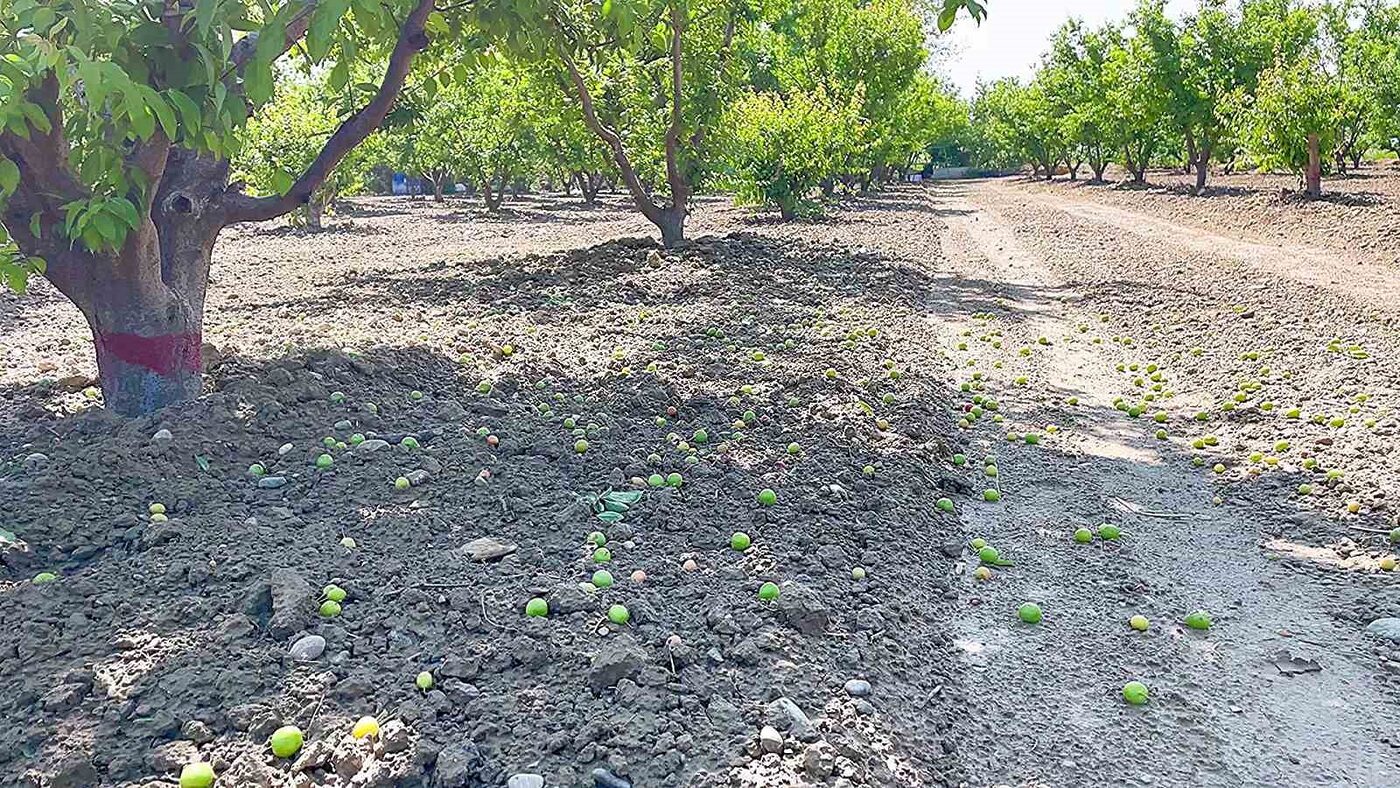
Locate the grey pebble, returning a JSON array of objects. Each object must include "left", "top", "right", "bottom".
[
  {"left": 258, "top": 476, "right": 288, "bottom": 489},
  {"left": 288, "top": 634, "right": 326, "bottom": 661},
  {"left": 843, "top": 679, "right": 872, "bottom": 697},
  {"left": 592, "top": 767, "right": 631, "bottom": 788},
  {"left": 507, "top": 776, "right": 545, "bottom": 788}
]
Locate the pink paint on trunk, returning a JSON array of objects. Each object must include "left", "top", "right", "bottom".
[{"left": 96, "top": 332, "right": 202, "bottom": 375}]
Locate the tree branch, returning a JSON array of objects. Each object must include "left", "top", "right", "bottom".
[
  {"left": 558, "top": 47, "right": 663, "bottom": 223},
  {"left": 223, "top": 0, "right": 437, "bottom": 224},
  {"left": 662, "top": 3, "right": 688, "bottom": 210}
]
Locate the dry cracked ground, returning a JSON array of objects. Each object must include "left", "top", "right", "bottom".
[{"left": 2, "top": 168, "right": 1400, "bottom": 788}]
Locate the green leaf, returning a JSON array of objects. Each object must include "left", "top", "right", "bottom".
[
  {"left": 308, "top": 0, "right": 351, "bottom": 62},
  {"left": 0, "top": 158, "right": 18, "bottom": 196},
  {"left": 109, "top": 197, "right": 140, "bottom": 230},
  {"left": 195, "top": 455, "right": 211, "bottom": 472},
  {"left": 595, "top": 511, "right": 624, "bottom": 525},
  {"left": 166, "top": 90, "right": 201, "bottom": 136},
  {"left": 270, "top": 169, "right": 294, "bottom": 195}
]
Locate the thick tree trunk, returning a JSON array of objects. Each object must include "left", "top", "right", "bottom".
[
  {"left": 1190, "top": 144, "right": 1211, "bottom": 194},
  {"left": 432, "top": 178, "right": 445, "bottom": 202},
  {"left": 1090, "top": 161, "right": 1108, "bottom": 182},
  {"left": 657, "top": 205, "right": 686, "bottom": 247},
  {"left": 1305, "top": 134, "right": 1323, "bottom": 197}
]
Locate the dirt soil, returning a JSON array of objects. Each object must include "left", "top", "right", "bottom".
[{"left": 2, "top": 178, "right": 1400, "bottom": 788}]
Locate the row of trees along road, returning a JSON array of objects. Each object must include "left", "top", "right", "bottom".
[
  {"left": 970, "top": 0, "right": 1400, "bottom": 197},
  {"left": 0, "top": 0, "right": 985, "bottom": 415}
]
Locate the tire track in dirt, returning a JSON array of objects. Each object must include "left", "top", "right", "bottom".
[{"left": 922, "top": 182, "right": 1397, "bottom": 787}]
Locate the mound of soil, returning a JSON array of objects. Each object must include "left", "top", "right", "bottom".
[{"left": 1, "top": 233, "right": 969, "bottom": 787}]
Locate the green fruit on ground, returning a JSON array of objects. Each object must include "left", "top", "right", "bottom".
[
  {"left": 984, "top": 465, "right": 998, "bottom": 478},
  {"left": 730, "top": 532, "right": 752, "bottom": 551},
  {"left": 1297, "top": 484, "right": 1313, "bottom": 495},
  {"left": 862, "top": 465, "right": 876, "bottom": 476},
  {"left": 936, "top": 498, "right": 954, "bottom": 513},
  {"left": 1130, "top": 614, "right": 1149, "bottom": 631},
  {"left": 319, "top": 600, "right": 341, "bottom": 618},
  {"left": 758, "top": 488, "right": 777, "bottom": 506},
  {"left": 788, "top": 442, "right": 801, "bottom": 454},
  {"left": 1073, "top": 527, "right": 1093, "bottom": 544},
  {"left": 1185, "top": 610, "right": 1213, "bottom": 630},
  {"left": 525, "top": 597, "right": 549, "bottom": 617},
  {"left": 851, "top": 567, "right": 867, "bottom": 580},
  {"left": 1213, "top": 463, "right": 1226, "bottom": 474},
  {"left": 1122, "top": 681, "right": 1149, "bottom": 705},
  {"left": 593, "top": 548, "right": 612, "bottom": 563},
  {"left": 395, "top": 477, "right": 410, "bottom": 490},
  {"left": 1390, "top": 528, "right": 1400, "bottom": 544},
  {"left": 588, "top": 531, "right": 606, "bottom": 546},
  {"left": 666, "top": 472, "right": 683, "bottom": 487},
  {"left": 574, "top": 439, "right": 589, "bottom": 453},
  {"left": 592, "top": 570, "right": 615, "bottom": 588},
  {"left": 983, "top": 489, "right": 1001, "bottom": 502},
  {"left": 1153, "top": 412, "right": 1167, "bottom": 423},
  {"left": 315, "top": 454, "right": 333, "bottom": 469},
  {"left": 248, "top": 463, "right": 266, "bottom": 477},
  {"left": 401, "top": 436, "right": 420, "bottom": 449},
  {"left": 1098, "top": 524, "right": 1122, "bottom": 540},
  {"left": 648, "top": 473, "right": 665, "bottom": 487},
  {"left": 977, "top": 546, "right": 1000, "bottom": 564},
  {"left": 952, "top": 453, "right": 967, "bottom": 466},
  {"left": 179, "top": 763, "right": 216, "bottom": 788},
  {"left": 1024, "top": 433, "right": 1040, "bottom": 445},
  {"left": 416, "top": 671, "right": 434, "bottom": 690},
  {"left": 970, "top": 537, "right": 987, "bottom": 550},
  {"left": 31, "top": 571, "right": 58, "bottom": 584},
  {"left": 270, "top": 725, "right": 304, "bottom": 758},
  {"left": 758, "top": 582, "right": 780, "bottom": 601},
  {"left": 324, "top": 585, "right": 347, "bottom": 602},
  {"left": 608, "top": 604, "right": 631, "bottom": 624},
  {"left": 693, "top": 429, "right": 709, "bottom": 444},
  {"left": 1018, "top": 602, "right": 1043, "bottom": 624},
  {"left": 1155, "top": 429, "right": 1168, "bottom": 440}
]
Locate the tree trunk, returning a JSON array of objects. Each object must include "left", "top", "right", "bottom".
[
  {"left": 1191, "top": 144, "right": 1211, "bottom": 194},
  {"left": 1090, "top": 161, "right": 1108, "bottom": 182},
  {"left": 657, "top": 205, "right": 685, "bottom": 247},
  {"left": 1305, "top": 134, "right": 1323, "bottom": 197},
  {"left": 432, "top": 178, "right": 445, "bottom": 202},
  {"left": 305, "top": 199, "right": 324, "bottom": 231},
  {"left": 777, "top": 195, "right": 798, "bottom": 221},
  {"left": 1350, "top": 149, "right": 1363, "bottom": 170}
]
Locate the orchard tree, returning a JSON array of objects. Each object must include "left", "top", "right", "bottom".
[
  {"left": 1042, "top": 20, "right": 1121, "bottom": 182},
  {"left": 1103, "top": 35, "right": 1171, "bottom": 183},
  {"left": 1237, "top": 55, "right": 1343, "bottom": 196},
  {"left": 0, "top": 0, "right": 454, "bottom": 415},
  {"left": 972, "top": 79, "right": 1062, "bottom": 179},
  {"left": 722, "top": 86, "right": 864, "bottom": 218}
]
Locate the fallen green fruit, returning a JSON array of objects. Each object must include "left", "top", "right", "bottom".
[
  {"left": 983, "top": 489, "right": 1001, "bottom": 502},
  {"left": 1018, "top": 602, "right": 1042, "bottom": 624},
  {"left": 936, "top": 498, "right": 954, "bottom": 513},
  {"left": 1098, "top": 524, "right": 1122, "bottom": 540},
  {"left": 526, "top": 597, "right": 549, "bottom": 617},
  {"left": 588, "top": 531, "right": 606, "bottom": 546},
  {"left": 270, "top": 725, "right": 304, "bottom": 758},
  {"left": 416, "top": 671, "right": 434, "bottom": 690},
  {"left": 395, "top": 477, "right": 410, "bottom": 490},
  {"left": 608, "top": 604, "right": 631, "bottom": 624},
  {"left": 758, "top": 488, "right": 777, "bottom": 506},
  {"left": 648, "top": 473, "right": 665, "bottom": 487},
  {"left": 315, "top": 454, "right": 333, "bottom": 469},
  {"left": 31, "top": 571, "right": 58, "bottom": 584},
  {"left": 1185, "top": 610, "right": 1212, "bottom": 630},
  {"left": 731, "top": 532, "right": 752, "bottom": 551},
  {"left": 1073, "top": 527, "right": 1093, "bottom": 544},
  {"left": 179, "top": 763, "right": 216, "bottom": 788},
  {"left": 977, "top": 546, "right": 1000, "bottom": 564},
  {"left": 970, "top": 537, "right": 987, "bottom": 550},
  {"left": 592, "top": 570, "right": 614, "bottom": 588},
  {"left": 666, "top": 472, "right": 683, "bottom": 487},
  {"left": 952, "top": 453, "right": 967, "bottom": 466},
  {"left": 319, "top": 600, "right": 341, "bottom": 618},
  {"left": 1129, "top": 614, "right": 1149, "bottom": 631},
  {"left": 593, "top": 548, "right": 612, "bottom": 563},
  {"left": 323, "top": 584, "right": 347, "bottom": 602},
  {"left": 1122, "top": 680, "right": 1149, "bottom": 705},
  {"left": 758, "top": 582, "right": 780, "bottom": 601},
  {"left": 574, "top": 439, "right": 589, "bottom": 453}
]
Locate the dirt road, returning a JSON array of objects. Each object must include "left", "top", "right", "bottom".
[{"left": 928, "top": 178, "right": 1400, "bottom": 787}]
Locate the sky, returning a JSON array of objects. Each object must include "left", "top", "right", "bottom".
[{"left": 938, "top": 0, "right": 1197, "bottom": 98}]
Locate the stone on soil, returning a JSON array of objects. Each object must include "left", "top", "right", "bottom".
[
  {"left": 289, "top": 634, "right": 327, "bottom": 661},
  {"left": 461, "top": 536, "right": 518, "bottom": 561},
  {"left": 268, "top": 568, "right": 312, "bottom": 637},
  {"left": 1364, "top": 617, "right": 1400, "bottom": 642}
]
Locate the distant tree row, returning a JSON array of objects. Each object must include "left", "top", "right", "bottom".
[
  {"left": 233, "top": 0, "right": 979, "bottom": 241},
  {"left": 969, "top": 0, "right": 1400, "bottom": 196}
]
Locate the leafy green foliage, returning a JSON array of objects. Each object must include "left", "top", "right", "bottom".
[{"left": 722, "top": 87, "right": 864, "bottom": 218}]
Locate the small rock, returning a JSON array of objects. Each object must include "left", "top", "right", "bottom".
[
  {"left": 356, "top": 439, "right": 391, "bottom": 454},
  {"left": 379, "top": 720, "right": 412, "bottom": 754},
  {"left": 1365, "top": 617, "right": 1400, "bottom": 642},
  {"left": 268, "top": 367, "right": 295, "bottom": 386},
  {"left": 461, "top": 536, "right": 518, "bottom": 561},
  {"left": 151, "top": 428, "right": 173, "bottom": 444},
  {"left": 269, "top": 568, "right": 312, "bottom": 637},
  {"left": 776, "top": 584, "right": 831, "bottom": 634},
  {"left": 507, "top": 775, "right": 545, "bottom": 788},
  {"left": 589, "top": 637, "right": 647, "bottom": 692},
  {"left": 292, "top": 739, "right": 334, "bottom": 772},
  {"left": 407, "top": 469, "right": 431, "bottom": 486},
  {"left": 804, "top": 741, "right": 835, "bottom": 779},
  {"left": 258, "top": 476, "right": 288, "bottom": 489},
  {"left": 592, "top": 768, "right": 632, "bottom": 788},
  {"left": 23, "top": 452, "right": 48, "bottom": 469},
  {"left": 843, "top": 679, "right": 871, "bottom": 697},
  {"left": 146, "top": 740, "right": 198, "bottom": 772},
  {"left": 278, "top": 442, "right": 295, "bottom": 456},
  {"left": 181, "top": 720, "right": 216, "bottom": 745},
  {"left": 288, "top": 634, "right": 327, "bottom": 661},
  {"left": 759, "top": 725, "right": 784, "bottom": 754},
  {"left": 434, "top": 741, "right": 485, "bottom": 787},
  {"left": 765, "top": 697, "right": 816, "bottom": 741}
]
